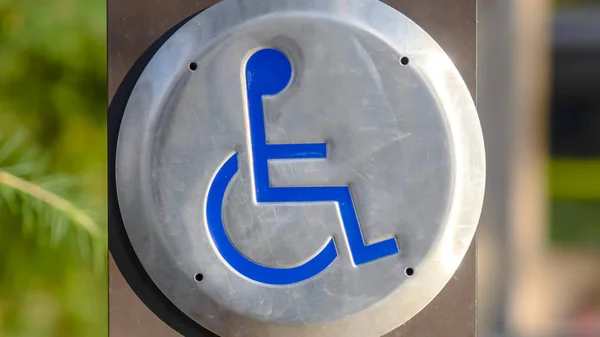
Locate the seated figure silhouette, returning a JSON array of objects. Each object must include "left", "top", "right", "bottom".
[{"left": 206, "top": 48, "right": 399, "bottom": 285}]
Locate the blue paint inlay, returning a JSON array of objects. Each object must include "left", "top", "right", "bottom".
[
  {"left": 206, "top": 48, "right": 399, "bottom": 285},
  {"left": 206, "top": 153, "right": 338, "bottom": 285}
]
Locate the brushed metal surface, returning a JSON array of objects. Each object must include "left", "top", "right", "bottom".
[
  {"left": 109, "top": 0, "right": 472, "bottom": 335},
  {"left": 115, "top": 1, "right": 484, "bottom": 336}
]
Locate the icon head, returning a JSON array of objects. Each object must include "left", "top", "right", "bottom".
[{"left": 245, "top": 48, "right": 293, "bottom": 96}]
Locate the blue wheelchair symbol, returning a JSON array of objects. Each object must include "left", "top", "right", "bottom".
[{"left": 206, "top": 48, "right": 399, "bottom": 285}]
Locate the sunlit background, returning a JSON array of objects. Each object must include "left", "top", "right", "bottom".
[{"left": 0, "top": 0, "right": 598, "bottom": 336}]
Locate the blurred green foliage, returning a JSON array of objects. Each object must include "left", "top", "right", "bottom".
[
  {"left": 549, "top": 159, "right": 600, "bottom": 249},
  {"left": 0, "top": 0, "right": 106, "bottom": 336},
  {"left": 550, "top": 159, "right": 600, "bottom": 201}
]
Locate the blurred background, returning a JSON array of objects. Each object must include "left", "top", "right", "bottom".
[
  {"left": 0, "top": 0, "right": 106, "bottom": 336},
  {"left": 478, "top": 0, "right": 600, "bottom": 336},
  {"left": 0, "top": 0, "right": 597, "bottom": 336}
]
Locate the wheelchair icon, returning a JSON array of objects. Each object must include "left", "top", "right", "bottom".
[{"left": 206, "top": 48, "right": 399, "bottom": 285}]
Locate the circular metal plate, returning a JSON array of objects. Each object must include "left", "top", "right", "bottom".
[{"left": 115, "top": 0, "right": 485, "bottom": 336}]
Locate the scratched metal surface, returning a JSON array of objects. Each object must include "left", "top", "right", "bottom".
[{"left": 108, "top": 1, "right": 478, "bottom": 336}]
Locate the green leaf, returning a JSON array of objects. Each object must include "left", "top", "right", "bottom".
[{"left": 0, "top": 133, "right": 106, "bottom": 264}]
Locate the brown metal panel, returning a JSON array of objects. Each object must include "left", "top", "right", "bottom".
[{"left": 108, "top": 1, "right": 476, "bottom": 336}]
